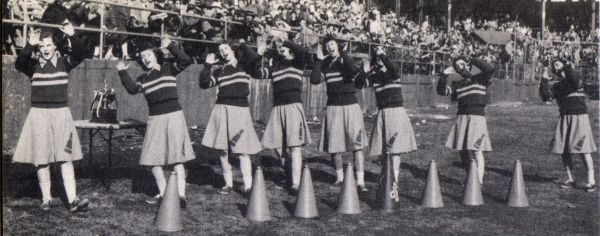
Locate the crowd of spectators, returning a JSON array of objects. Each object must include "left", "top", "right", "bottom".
[{"left": 3, "top": 0, "right": 598, "bottom": 77}]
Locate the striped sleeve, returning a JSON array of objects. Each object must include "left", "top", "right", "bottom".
[
  {"left": 118, "top": 70, "right": 142, "bottom": 94},
  {"left": 436, "top": 74, "right": 452, "bottom": 96},
  {"left": 199, "top": 64, "right": 218, "bottom": 89},
  {"left": 310, "top": 59, "right": 325, "bottom": 84}
]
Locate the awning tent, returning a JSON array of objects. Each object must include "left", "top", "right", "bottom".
[{"left": 473, "top": 30, "right": 512, "bottom": 45}]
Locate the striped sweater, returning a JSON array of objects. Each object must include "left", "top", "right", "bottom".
[
  {"left": 199, "top": 62, "right": 252, "bottom": 107},
  {"left": 249, "top": 42, "right": 307, "bottom": 107},
  {"left": 539, "top": 65, "right": 587, "bottom": 115},
  {"left": 117, "top": 43, "right": 191, "bottom": 116},
  {"left": 355, "top": 55, "right": 403, "bottom": 109},
  {"left": 198, "top": 43, "right": 260, "bottom": 107},
  {"left": 310, "top": 53, "right": 361, "bottom": 106},
  {"left": 436, "top": 59, "right": 496, "bottom": 115},
  {"left": 15, "top": 42, "right": 85, "bottom": 108}
]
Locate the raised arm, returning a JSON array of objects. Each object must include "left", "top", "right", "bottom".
[
  {"left": 436, "top": 73, "right": 453, "bottom": 96},
  {"left": 199, "top": 53, "right": 219, "bottom": 89},
  {"left": 116, "top": 62, "right": 142, "bottom": 95},
  {"left": 355, "top": 59, "right": 373, "bottom": 89},
  {"left": 471, "top": 58, "right": 495, "bottom": 85},
  {"left": 340, "top": 52, "right": 360, "bottom": 83},
  {"left": 15, "top": 43, "right": 37, "bottom": 78},
  {"left": 562, "top": 62, "right": 583, "bottom": 90},
  {"left": 238, "top": 42, "right": 267, "bottom": 79},
  {"left": 284, "top": 41, "right": 308, "bottom": 69},
  {"left": 310, "top": 44, "right": 326, "bottom": 84},
  {"left": 163, "top": 39, "right": 191, "bottom": 75}
]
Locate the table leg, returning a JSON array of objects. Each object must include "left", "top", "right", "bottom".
[
  {"left": 109, "top": 128, "right": 113, "bottom": 168},
  {"left": 88, "top": 129, "right": 93, "bottom": 173}
]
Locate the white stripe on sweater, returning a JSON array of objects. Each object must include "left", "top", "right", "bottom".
[
  {"left": 218, "top": 72, "right": 248, "bottom": 81},
  {"left": 32, "top": 79, "right": 68, "bottom": 86},
  {"left": 273, "top": 74, "right": 303, "bottom": 83},
  {"left": 375, "top": 83, "right": 402, "bottom": 92},
  {"left": 142, "top": 76, "right": 177, "bottom": 88},
  {"left": 456, "top": 83, "right": 486, "bottom": 92},
  {"left": 272, "top": 67, "right": 303, "bottom": 76},
  {"left": 219, "top": 78, "right": 249, "bottom": 87},
  {"left": 457, "top": 90, "right": 486, "bottom": 98},
  {"left": 144, "top": 83, "right": 176, "bottom": 94},
  {"left": 32, "top": 72, "right": 68, "bottom": 79}
]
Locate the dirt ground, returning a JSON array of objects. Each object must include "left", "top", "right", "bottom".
[{"left": 2, "top": 101, "right": 599, "bottom": 235}]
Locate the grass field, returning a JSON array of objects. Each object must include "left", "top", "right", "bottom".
[{"left": 2, "top": 101, "right": 599, "bottom": 235}]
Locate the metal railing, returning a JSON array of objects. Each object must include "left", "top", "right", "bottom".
[{"left": 2, "top": 0, "right": 597, "bottom": 83}]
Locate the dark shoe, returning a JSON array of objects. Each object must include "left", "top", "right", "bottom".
[
  {"left": 218, "top": 186, "right": 233, "bottom": 195},
  {"left": 40, "top": 200, "right": 51, "bottom": 211},
  {"left": 289, "top": 185, "right": 299, "bottom": 195},
  {"left": 180, "top": 197, "right": 188, "bottom": 209},
  {"left": 584, "top": 184, "right": 597, "bottom": 192},
  {"left": 69, "top": 197, "right": 89, "bottom": 212},
  {"left": 357, "top": 184, "right": 369, "bottom": 193},
  {"left": 145, "top": 194, "right": 162, "bottom": 205},
  {"left": 560, "top": 181, "right": 576, "bottom": 189},
  {"left": 238, "top": 186, "right": 251, "bottom": 196}
]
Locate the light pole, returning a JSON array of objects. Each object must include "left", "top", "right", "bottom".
[{"left": 447, "top": 0, "right": 452, "bottom": 32}]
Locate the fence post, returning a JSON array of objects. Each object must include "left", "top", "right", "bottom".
[
  {"left": 432, "top": 51, "right": 436, "bottom": 75},
  {"left": 224, "top": 21, "right": 228, "bottom": 40},
  {"left": 23, "top": 0, "right": 28, "bottom": 46},
  {"left": 99, "top": 0, "right": 105, "bottom": 59}
]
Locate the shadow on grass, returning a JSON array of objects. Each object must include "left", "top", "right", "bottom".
[
  {"left": 487, "top": 166, "right": 556, "bottom": 183},
  {"left": 321, "top": 198, "right": 337, "bottom": 210},
  {"left": 403, "top": 163, "right": 463, "bottom": 186},
  {"left": 236, "top": 203, "right": 247, "bottom": 216},
  {"left": 310, "top": 169, "right": 336, "bottom": 184},
  {"left": 283, "top": 200, "right": 295, "bottom": 216}
]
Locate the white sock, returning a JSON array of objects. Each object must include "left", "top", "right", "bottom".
[
  {"left": 291, "top": 153, "right": 302, "bottom": 187},
  {"left": 151, "top": 166, "right": 166, "bottom": 196},
  {"left": 475, "top": 151, "right": 485, "bottom": 185},
  {"left": 220, "top": 154, "right": 233, "bottom": 187},
  {"left": 37, "top": 166, "right": 52, "bottom": 202},
  {"left": 356, "top": 171, "right": 365, "bottom": 186},
  {"left": 392, "top": 155, "right": 401, "bottom": 182},
  {"left": 336, "top": 169, "right": 344, "bottom": 182},
  {"left": 239, "top": 155, "right": 253, "bottom": 190},
  {"left": 61, "top": 162, "right": 77, "bottom": 203},
  {"left": 173, "top": 164, "right": 186, "bottom": 198},
  {"left": 583, "top": 154, "right": 596, "bottom": 185}
]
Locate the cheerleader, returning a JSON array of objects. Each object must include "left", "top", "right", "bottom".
[
  {"left": 540, "top": 59, "right": 596, "bottom": 192},
  {"left": 436, "top": 56, "right": 496, "bottom": 185},
  {"left": 355, "top": 46, "right": 417, "bottom": 182},
  {"left": 248, "top": 38, "right": 312, "bottom": 193},
  {"left": 116, "top": 37, "right": 196, "bottom": 207},
  {"left": 310, "top": 36, "right": 369, "bottom": 192},
  {"left": 198, "top": 40, "right": 263, "bottom": 195},
  {"left": 13, "top": 25, "right": 89, "bottom": 212}
]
